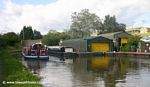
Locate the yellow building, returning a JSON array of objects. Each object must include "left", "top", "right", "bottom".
[{"left": 114, "top": 32, "right": 131, "bottom": 46}]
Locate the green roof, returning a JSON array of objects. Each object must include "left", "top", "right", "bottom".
[
  {"left": 83, "top": 36, "right": 96, "bottom": 40},
  {"left": 63, "top": 38, "right": 84, "bottom": 42},
  {"left": 63, "top": 31, "right": 130, "bottom": 42},
  {"left": 99, "top": 32, "right": 119, "bottom": 40},
  {"left": 79, "top": 32, "right": 120, "bottom": 40}
]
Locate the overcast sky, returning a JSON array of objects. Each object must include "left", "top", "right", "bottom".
[{"left": 0, "top": 0, "right": 150, "bottom": 34}]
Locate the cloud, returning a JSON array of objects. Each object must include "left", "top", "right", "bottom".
[
  {"left": 0, "top": 0, "right": 150, "bottom": 34},
  {"left": 132, "top": 12, "right": 150, "bottom": 27}
]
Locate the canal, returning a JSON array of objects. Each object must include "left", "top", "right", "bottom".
[{"left": 23, "top": 56, "right": 150, "bottom": 87}]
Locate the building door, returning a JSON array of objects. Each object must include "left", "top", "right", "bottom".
[
  {"left": 91, "top": 43, "right": 109, "bottom": 52},
  {"left": 121, "top": 37, "right": 127, "bottom": 45}
]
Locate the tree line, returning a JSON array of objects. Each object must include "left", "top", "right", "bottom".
[{"left": 0, "top": 26, "right": 42, "bottom": 48}]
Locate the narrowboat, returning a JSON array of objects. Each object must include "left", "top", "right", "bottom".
[
  {"left": 48, "top": 46, "right": 74, "bottom": 53},
  {"left": 22, "top": 43, "right": 49, "bottom": 60}
]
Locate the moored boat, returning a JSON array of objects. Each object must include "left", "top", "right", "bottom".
[{"left": 22, "top": 43, "right": 49, "bottom": 60}]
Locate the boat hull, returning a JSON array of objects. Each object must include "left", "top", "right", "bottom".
[{"left": 22, "top": 53, "right": 49, "bottom": 60}]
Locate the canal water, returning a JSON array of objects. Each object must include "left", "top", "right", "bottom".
[{"left": 23, "top": 56, "right": 150, "bottom": 87}]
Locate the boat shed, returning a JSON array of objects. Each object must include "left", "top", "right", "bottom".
[
  {"left": 114, "top": 31, "right": 131, "bottom": 46},
  {"left": 61, "top": 36, "right": 113, "bottom": 52},
  {"left": 99, "top": 31, "right": 131, "bottom": 47}
]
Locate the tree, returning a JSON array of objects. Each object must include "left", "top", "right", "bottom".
[
  {"left": 0, "top": 34, "right": 7, "bottom": 47},
  {"left": 128, "top": 35, "right": 141, "bottom": 46},
  {"left": 20, "top": 26, "right": 34, "bottom": 40},
  {"left": 42, "top": 30, "right": 70, "bottom": 46},
  {"left": 32, "top": 30, "right": 42, "bottom": 40},
  {"left": 102, "top": 15, "right": 126, "bottom": 33},
  {"left": 69, "top": 9, "right": 103, "bottom": 38},
  {"left": 2, "top": 32, "right": 20, "bottom": 46}
]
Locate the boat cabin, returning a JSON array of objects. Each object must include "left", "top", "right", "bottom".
[{"left": 23, "top": 43, "right": 48, "bottom": 59}]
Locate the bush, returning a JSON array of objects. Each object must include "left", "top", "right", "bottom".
[
  {"left": 121, "top": 44, "right": 130, "bottom": 52},
  {"left": 121, "top": 35, "right": 140, "bottom": 52}
]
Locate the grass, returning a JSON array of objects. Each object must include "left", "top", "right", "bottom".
[{"left": 0, "top": 49, "right": 43, "bottom": 87}]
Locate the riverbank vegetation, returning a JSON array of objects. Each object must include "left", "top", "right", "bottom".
[
  {"left": 0, "top": 31, "right": 43, "bottom": 87},
  {"left": 121, "top": 35, "right": 141, "bottom": 52},
  {"left": 0, "top": 32, "right": 20, "bottom": 48},
  {"left": 0, "top": 49, "right": 42, "bottom": 87}
]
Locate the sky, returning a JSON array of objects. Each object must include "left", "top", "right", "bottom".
[{"left": 0, "top": 0, "right": 150, "bottom": 34}]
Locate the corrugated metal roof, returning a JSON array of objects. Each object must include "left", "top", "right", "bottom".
[
  {"left": 99, "top": 32, "right": 119, "bottom": 40},
  {"left": 83, "top": 36, "right": 96, "bottom": 40},
  {"left": 62, "top": 38, "right": 83, "bottom": 42},
  {"left": 99, "top": 32, "right": 131, "bottom": 39},
  {"left": 62, "top": 36, "right": 98, "bottom": 41},
  {"left": 63, "top": 32, "right": 118, "bottom": 41},
  {"left": 114, "top": 31, "right": 131, "bottom": 38}
]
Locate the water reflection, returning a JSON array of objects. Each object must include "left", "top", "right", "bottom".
[
  {"left": 87, "top": 57, "right": 109, "bottom": 71},
  {"left": 72, "top": 57, "right": 150, "bottom": 87},
  {"left": 24, "top": 60, "right": 47, "bottom": 75},
  {"left": 23, "top": 56, "right": 150, "bottom": 87}
]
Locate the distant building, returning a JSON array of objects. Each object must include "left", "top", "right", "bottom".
[
  {"left": 61, "top": 31, "right": 131, "bottom": 52},
  {"left": 99, "top": 31, "right": 131, "bottom": 47},
  {"left": 126, "top": 27, "right": 150, "bottom": 35},
  {"left": 139, "top": 36, "right": 150, "bottom": 52}
]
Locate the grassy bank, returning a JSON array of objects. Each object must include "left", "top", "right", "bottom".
[{"left": 0, "top": 49, "right": 43, "bottom": 87}]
